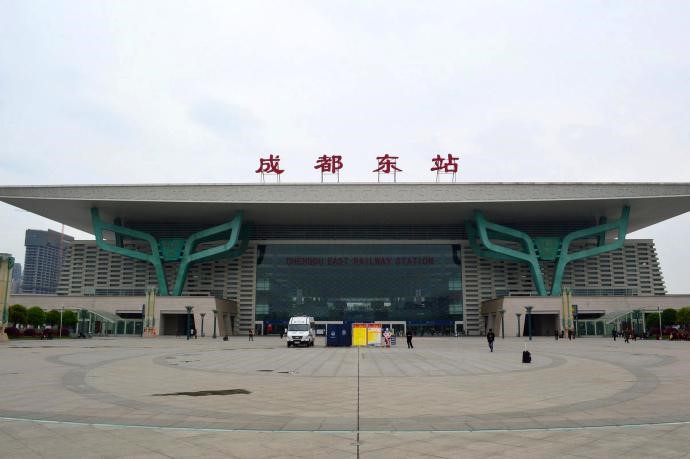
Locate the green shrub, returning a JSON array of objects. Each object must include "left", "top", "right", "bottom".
[
  {"left": 676, "top": 307, "right": 690, "bottom": 326},
  {"left": 661, "top": 308, "right": 677, "bottom": 327},
  {"left": 62, "top": 310, "right": 78, "bottom": 328},
  {"left": 46, "top": 310, "right": 61, "bottom": 326},
  {"left": 9, "top": 304, "right": 27, "bottom": 326},
  {"left": 26, "top": 306, "right": 46, "bottom": 328}
]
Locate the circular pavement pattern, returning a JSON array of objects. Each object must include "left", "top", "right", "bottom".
[{"left": 1, "top": 336, "right": 688, "bottom": 433}]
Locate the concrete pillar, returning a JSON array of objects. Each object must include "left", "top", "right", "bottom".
[
  {"left": 0, "top": 253, "right": 15, "bottom": 342},
  {"left": 143, "top": 286, "right": 158, "bottom": 337}
]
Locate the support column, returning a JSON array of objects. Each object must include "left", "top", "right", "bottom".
[
  {"left": 525, "top": 306, "right": 533, "bottom": 341},
  {"left": 143, "top": 286, "right": 158, "bottom": 337},
  {"left": 0, "top": 253, "right": 14, "bottom": 342}
]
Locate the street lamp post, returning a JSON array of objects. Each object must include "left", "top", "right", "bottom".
[
  {"left": 499, "top": 309, "right": 505, "bottom": 339},
  {"left": 658, "top": 305, "right": 662, "bottom": 338},
  {"left": 79, "top": 308, "right": 86, "bottom": 337},
  {"left": 200, "top": 313, "right": 206, "bottom": 337},
  {"left": 516, "top": 313, "right": 522, "bottom": 337},
  {"left": 525, "top": 306, "right": 533, "bottom": 341},
  {"left": 212, "top": 309, "right": 218, "bottom": 339},
  {"left": 185, "top": 306, "right": 193, "bottom": 340}
]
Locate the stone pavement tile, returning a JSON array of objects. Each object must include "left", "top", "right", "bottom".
[
  {"left": 281, "top": 417, "right": 327, "bottom": 430},
  {"left": 0, "top": 447, "right": 42, "bottom": 459},
  {"left": 317, "top": 417, "right": 356, "bottom": 431},
  {"left": 4, "top": 337, "right": 690, "bottom": 456},
  {"left": 208, "top": 431, "right": 357, "bottom": 459},
  {"left": 359, "top": 433, "right": 444, "bottom": 459},
  {"left": 110, "top": 454, "right": 176, "bottom": 459}
]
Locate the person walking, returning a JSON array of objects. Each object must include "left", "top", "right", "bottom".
[
  {"left": 554, "top": 329, "right": 559, "bottom": 340},
  {"left": 279, "top": 328, "right": 284, "bottom": 339},
  {"left": 612, "top": 328, "right": 617, "bottom": 341},
  {"left": 487, "top": 328, "right": 496, "bottom": 352},
  {"left": 406, "top": 329, "right": 414, "bottom": 349},
  {"left": 248, "top": 328, "right": 254, "bottom": 341}
]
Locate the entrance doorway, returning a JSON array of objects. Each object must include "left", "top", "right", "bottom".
[
  {"left": 523, "top": 313, "right": 558, "bottom": 336},
  {"left": 161, "top": 313, "right": 196, "bottom": 336}
]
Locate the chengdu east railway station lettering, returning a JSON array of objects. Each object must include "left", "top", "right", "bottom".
[{"left": 285, "top": 256, "right": 436, "bottom": 266}]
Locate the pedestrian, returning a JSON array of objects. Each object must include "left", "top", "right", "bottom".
[
  {"left": 487, "top": 328, "right": 496, "bottom": 352},
  {"left": 249, "top": 328, "right": 254, "bottom": 341},
  {"left": 554, "top": 329, "right": 559, "bottom": 340},
  {"left": 383, "top": 328, "right": 392, "bottom": 347},
  {"left": 193, "top": 328, "right": 197, "bottom": 339},
  {"left": 279, "top": 328, "right": 284, "bottom": 339},
  {"left": 624, "top": 331, "right": 630, "bottom": 343},
  {"left": 612, "top": 328, "right": 617, "bottom": 341},
  {"left": 406, "top": 329, "right": 414, "bottom": 349}
]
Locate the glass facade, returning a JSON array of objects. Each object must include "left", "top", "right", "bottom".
[{"left": 255, "top": 244, "right": 462, "bottom": 331}]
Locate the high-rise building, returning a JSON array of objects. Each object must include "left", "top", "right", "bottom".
[
  {"left": 11, "top": 263, "right": 22, "bottom": 293},
  {"left": 21, "top": 229, "right": 74, "bottom": 294}
]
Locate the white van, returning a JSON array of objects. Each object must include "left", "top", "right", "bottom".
[{"left": 287, "top": 316, "right": 315, "bottom": 347}]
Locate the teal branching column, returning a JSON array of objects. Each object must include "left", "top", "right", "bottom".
[
  {"left": 91, "top": 208, "right": 249, "bottom": 296},
  {"left": 550, "top": 206, "right": 630, "bottom": 296},
  {"left": 466, "top": 206, "right": 630, "bottom": 297}
]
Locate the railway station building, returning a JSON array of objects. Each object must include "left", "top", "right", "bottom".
[{"left": 1, "top": 182, "right": 689, "bottom": 337}]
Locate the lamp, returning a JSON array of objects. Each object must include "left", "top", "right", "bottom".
[{"left": 525, "top": 306, "right": 533, "bottom": 341}]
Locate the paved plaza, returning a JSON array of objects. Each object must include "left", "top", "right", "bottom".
[{"left": 1, "top": 335, "right": 690, "bottom": 458}]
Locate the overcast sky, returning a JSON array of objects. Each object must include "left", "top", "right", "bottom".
[{"left": 1, "top": 1, "right": 688, "bottom": 292}]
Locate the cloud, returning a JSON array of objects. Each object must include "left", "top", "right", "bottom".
[
  {"left": 187, "top": 99, "right": 262, "bottom": 142},
  {"left": 0, "top": 0, "right": 689, "bottom": 290}
]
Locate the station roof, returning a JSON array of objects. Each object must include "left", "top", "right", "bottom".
[{"left": 1, "top": 182, "right": 689, "bottom": 235}]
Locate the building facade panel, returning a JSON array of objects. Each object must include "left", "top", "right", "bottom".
[{"left": 57, "top": 238, "right": 665, "bottom": 335}]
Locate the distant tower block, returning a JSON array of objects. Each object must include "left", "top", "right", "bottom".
[{"left": 0, "top": 253, "right": 15, "bottom": 342}]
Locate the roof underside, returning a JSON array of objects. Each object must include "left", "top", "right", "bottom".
[{"left": 1, "top": 183, "right": 689, "bottom": 236}]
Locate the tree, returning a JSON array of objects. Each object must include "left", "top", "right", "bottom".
[
  {"left": 8, "top": 304, "right": 27, "bottom": 326},
  {"left": 46, "top": 310, "right": 61, "bottom": 326},
  {"left": 661, "top": 308, "right": 677, "bottom": 327},
  {"left": 62, "top": 310, "right": 78, "bottom": 328},
  {"left": 26, "top": 306, "right": 46, "bottom": 328},
  {"left": 646, "top": 311, "right": 662, "bottom": 330},
  {"left": 676, "top": 307, "right": 690, "bottom": 326}
]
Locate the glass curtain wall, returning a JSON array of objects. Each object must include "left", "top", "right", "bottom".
[{"left": 256, "top": 244, "right": 462, "bottom": 334}]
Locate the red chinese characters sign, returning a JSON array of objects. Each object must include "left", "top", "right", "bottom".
[
  {"left": 314, "top": 154, "right": 343, "bottom": 174},
  {"left": 255, "top": 154, "right": 284, "bottom": 175},
  {"left": 256, "top": 154, "right": 284, "bottom": 182},
  {"left": 431, "top": 154, "right": 459, "bottom": 182},
  {"left": 373, "top": 154, "right": 402, "bottom": 174},
  {"left": 431, "top": 154, "right": 459, "bottom": 173},
  {"left": 254, "top": 153, "right": 461, "bottom": 182}
]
